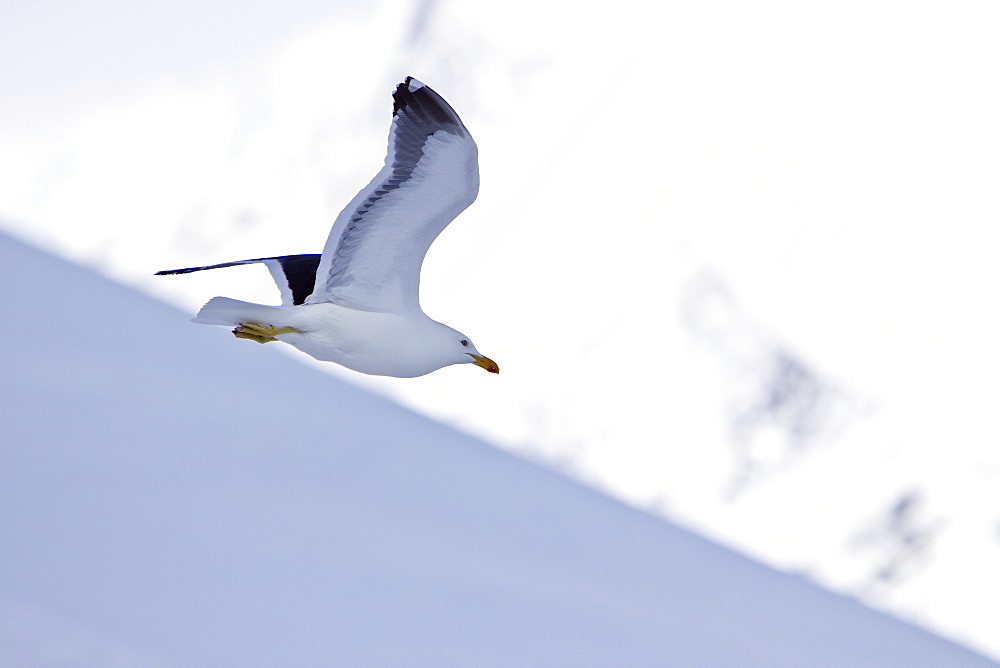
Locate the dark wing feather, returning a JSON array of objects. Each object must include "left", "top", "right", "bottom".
[{"left": 156, "top": 254, "right": 321, "bottom": 306}]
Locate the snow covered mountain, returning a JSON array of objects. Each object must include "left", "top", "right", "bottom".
[
  {"left": 1, "top": 231, "right": 993, "bottom": 665},
  {"left": 2, "top": 0, "right": 999, "bottom": 660}
]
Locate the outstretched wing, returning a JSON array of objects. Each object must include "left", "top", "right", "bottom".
[
  {"left": 307, "top": 77, "right": 479, "bottom": 313},
  {"left": 156, "top": 254, "right": 321, "bottom": 306}
]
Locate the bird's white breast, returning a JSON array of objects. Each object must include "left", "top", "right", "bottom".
[{"left": 276, "top": 303, "right": 453, "bottom": 377}]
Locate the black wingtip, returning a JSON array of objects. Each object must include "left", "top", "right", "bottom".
[
  {"left": 393, "top": 77, "right": 417, "bottom": 116},
  {"left": 391, "top": 76, "right": 464, "bottom": 130}
]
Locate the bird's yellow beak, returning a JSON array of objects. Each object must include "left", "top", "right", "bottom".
[{"left": 469, "top": 354, "right": 499, "bottom": 374}]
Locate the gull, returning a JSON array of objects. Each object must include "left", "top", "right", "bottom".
[{"left": 157, "top": 77, "right": 498, "bottom": 378}]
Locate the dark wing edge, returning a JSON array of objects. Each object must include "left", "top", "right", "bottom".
[
  {"left": 392, "top": 76, "right": 470, "bottom": 135},
  {"left": 156, "top": 254, "right": 321, "bottom": 306}
]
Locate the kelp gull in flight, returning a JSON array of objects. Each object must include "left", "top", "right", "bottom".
[{"left": 157, "top": 77, "right": 498, "bottom": 378}]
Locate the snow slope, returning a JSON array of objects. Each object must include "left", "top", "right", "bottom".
[{"left": 0, "top": 230, "right": 992, "bottom": 666}]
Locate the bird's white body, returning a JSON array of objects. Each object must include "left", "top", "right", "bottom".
[{"left": 195, "top": 296, "right": 486, "bottom": 378}]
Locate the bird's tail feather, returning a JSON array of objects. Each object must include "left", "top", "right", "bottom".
[{"left": 192, "top": 297, "right": 284, "bottom": 327}]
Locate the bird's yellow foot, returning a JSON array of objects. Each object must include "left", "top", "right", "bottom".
[{"left": 232, "top": 322, "right": 301, "bottom": 344}]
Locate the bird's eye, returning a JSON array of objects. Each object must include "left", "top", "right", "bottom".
[{"left": 461, "top": 340, "right": 469, "bottom": 347}]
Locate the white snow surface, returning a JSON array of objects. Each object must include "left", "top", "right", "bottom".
[{"left": 0, "top": 230, "right": 993, "bottom": 665}]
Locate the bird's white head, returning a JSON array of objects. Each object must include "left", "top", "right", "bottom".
[{"left": 433, "top": 322, "right": 499, "bottom": 375}]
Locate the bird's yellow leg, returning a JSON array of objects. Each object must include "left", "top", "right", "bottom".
[{"left": 232, "top": 322, "right": 301, "bottom": 344}]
